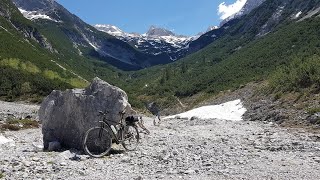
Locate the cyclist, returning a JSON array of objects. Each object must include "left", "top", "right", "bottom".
[{"left": 146, "top": 102, "right": 161, "bottom": 126}]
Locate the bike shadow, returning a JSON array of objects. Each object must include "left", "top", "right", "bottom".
[{"left": 109, "top": 148, "right": 125, "bottom": 155}]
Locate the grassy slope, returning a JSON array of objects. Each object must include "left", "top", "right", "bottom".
[
  {"left": 0, "top": 0, "right": 141, "bottom": 103},
  {"left": 0, "top": 0, "right": 88, "bottom": 101}
]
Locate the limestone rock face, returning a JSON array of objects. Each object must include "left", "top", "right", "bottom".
[{"left": 39, "top": 77, "right": 133, "bottom": 150}]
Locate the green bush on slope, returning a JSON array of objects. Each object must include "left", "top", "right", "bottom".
[
  {"left": 269, "top": 55, "right": 320, "bottom": 92},
  {"left": 0, "top": 58, "right": 88, "bottom": 102}
]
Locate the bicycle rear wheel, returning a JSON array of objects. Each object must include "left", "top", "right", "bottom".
[
  {"left": 122, "top": 125, "right": 139, "bottom": 151},
  {"left": 83, "top": 127, "right": 112, "bottom": 158}
]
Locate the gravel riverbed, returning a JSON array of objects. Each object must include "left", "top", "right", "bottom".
[
  {"left": 0, "top": 101, "right": 39, "bottom": 121},
  {"left": 1, "top": 115, "right": 320, "bottom": 180}
]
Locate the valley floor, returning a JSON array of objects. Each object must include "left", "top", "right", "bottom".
[
  {"left": 0, "top": 101, "right": 39, "bottom": 121},
  {"left": 1, "top": 116, "right": 320, "bottom": 179}
]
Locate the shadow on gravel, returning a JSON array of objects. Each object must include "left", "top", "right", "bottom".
[
  {"left": 109, "top": 148, "right": 125, "bottom": 155},
  {"left": 84, "top": 148, "right": 125, "bottom": 159}
]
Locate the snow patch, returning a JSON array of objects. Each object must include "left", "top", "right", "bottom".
[
  {"left": 295, "top": 11, "right": 302, "bottom": 18},
  {"left": 88, "top": 41, "right": 99, "bottom": 51},
  {"left": 18, "top": 8, "right": 61, "bottom": 23},
  {"left": 165, "top": 99, "right": 247, "bottom": 121},
  {"left": 298, "top": 7, "right": 320, "bottom": 22}
]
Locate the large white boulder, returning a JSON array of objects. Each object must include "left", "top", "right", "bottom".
[{"left": 39, "top": 77, "right": 133, "bottom": 150}]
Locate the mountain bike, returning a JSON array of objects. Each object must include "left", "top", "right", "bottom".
[{"left": 83, "top": 111, "right": 140, "bottom": 158}]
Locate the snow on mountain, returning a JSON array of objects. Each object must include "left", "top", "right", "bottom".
[
  {"left": 94, "top": 24, "right": 128, "bottom": 37},
  {"left": 95, "top": 24, "right": 193, "bottom": 46},
  {"left": 18, "top": 8, "right": 61, "bottom": 22},
  {"left": 207, "top": 26, "right": 219, "bottom": 32},
  {"left": 196, "top": 26, "right": 220, "bottom": 37},
  {"left": 14, "top": 0, "right": 63, "bottom": 23},
  {"left": 294, "top": 11, "right": 303, "bottom": 19},
  {"left": 94, "top": 25, "right": 195, "bottom": 60}
]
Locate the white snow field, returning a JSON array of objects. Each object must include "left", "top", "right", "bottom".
[{"left": 165, "top": 99, "right": 247, "bottom": 121}]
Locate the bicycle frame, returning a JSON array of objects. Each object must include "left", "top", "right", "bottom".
[{"left": 98, "top": 116, "right": 125, "bottom": 144}]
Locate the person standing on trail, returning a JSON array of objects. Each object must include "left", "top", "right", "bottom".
[{"left": 146, "top": 102, "right": 161, "bottom": 126}]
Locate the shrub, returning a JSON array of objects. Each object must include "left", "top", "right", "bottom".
[
  {"left": 0, "top": 66, "right": 72, "bottom": 101},
  {"left": 43, "top": 70, "right": 61, "bottom": 80},
  {"left": 19, "top": 119, "right": 40, "bottom": 129},
  {"left": 1, "top": 119, "right": 39, "bottom": 131},
  {"left": 307, "top": 107, "right": 320, "bottom": 115},
  {"left": 68, "top": 78, "right": 88, "bottom": 88},
  {"left": 0, "top": 124, "right": 20, "bottom": 131},
  {"left": 0, "top": 58, "right": 20, "bottom": 69},
  {"left": 268, "top": 55, "right": 320, "bottom": 92}
]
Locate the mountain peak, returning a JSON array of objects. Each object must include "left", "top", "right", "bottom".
[
  {"left": 13, "top": 0, "right": 57, "bottom": 11},
  {"left": 207, "top": 26, "right": 219, "bottom": 32},
  {"left": 238, "top": 0, "right": 266, "bottom": 15},
  {"left": 146, "top": 26, "right": 175, "bottom": 37},
  {"left": 220, "top": 0, "right": 266, "bottom": 26},
  {"left": 94, "top": 24, "right": 125, "bottom": 36}
]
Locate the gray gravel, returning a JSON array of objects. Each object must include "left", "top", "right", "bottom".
[
  {"left": 0, "top": 101, "right": 39, "bottom": 121},
  {"left": 1, "top": 115, "right": 320, "bottom": 180}
]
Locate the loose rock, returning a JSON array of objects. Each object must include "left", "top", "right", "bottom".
[{"left": 1, "top": 102, "right": 320, "bottom": 179}]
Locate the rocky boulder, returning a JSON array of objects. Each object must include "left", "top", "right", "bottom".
[{"left": 39, "top": 77, "right": 133, "bottom": 150}]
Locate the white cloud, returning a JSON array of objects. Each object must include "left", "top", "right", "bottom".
[{"left": 218, "top": 0, "right": 247, "bottom": 20}]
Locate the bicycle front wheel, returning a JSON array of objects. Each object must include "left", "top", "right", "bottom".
[
  {"left": 122, "top": 125, "right": 139, "bottom": 151},
  {"left": 83, "top": 127, "right": 112, "bottom": 158}
]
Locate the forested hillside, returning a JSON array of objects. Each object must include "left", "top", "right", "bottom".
[
  {"left": 1, "top": 0, "right": 320, "bottom": 110},
  {"left": 123, "top": 0, "right": 320, "bottom": 109}
]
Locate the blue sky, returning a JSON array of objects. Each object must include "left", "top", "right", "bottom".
[{"left": 57, "top": 0, "right": 246, "bottom": 36}]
